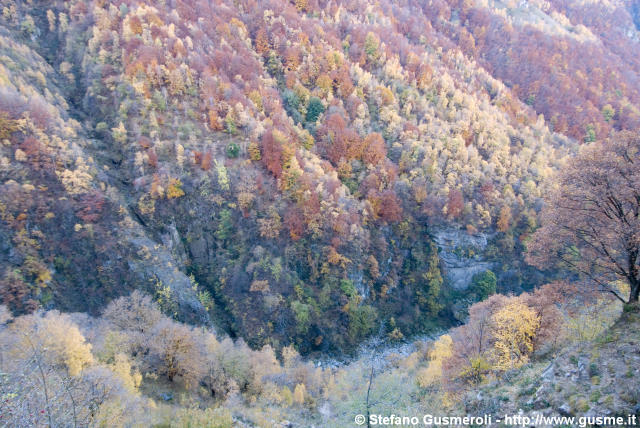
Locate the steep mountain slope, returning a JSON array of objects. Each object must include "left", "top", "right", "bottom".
[
  {"left": 441, "top": 0, "right": 640, "bottom": 141},
  {"left": 0, "top": 29, "right": 212, "bottom": 322},
  {"left": 1, "top": 0, "right": 638, "bottom": 354}
]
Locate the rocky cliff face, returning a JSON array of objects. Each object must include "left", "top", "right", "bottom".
[{"left": 433, "top": 228, "right": 494, "bottom": 290}]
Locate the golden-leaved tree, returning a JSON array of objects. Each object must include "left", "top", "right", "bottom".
[
  {"left": 491, "top": 301, "right": 540, "bottom": 370},
  {"left": 416, "top": 334, "right": 453, "bottom": 388}
]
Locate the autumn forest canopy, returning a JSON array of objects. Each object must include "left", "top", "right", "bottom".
[{"left": 0, "top": 0, "right": 639, "bottom": 426}]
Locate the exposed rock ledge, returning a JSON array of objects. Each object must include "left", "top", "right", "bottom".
[{"left": 433, "top": 228, "right": 494, "bottom": 290}]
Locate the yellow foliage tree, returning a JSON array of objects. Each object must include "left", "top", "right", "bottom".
[
  {"left": 497, "top": 205, "right": 511, "bottom": 232},
  {"left": 316, "top": 74, "right": 333, "bottom": 96},
  {"left": 281, "top": 386, "right": 293, "bottom": 406},
  {"left": 416, "top": 334, "right": 453, "bottom": 388},
  {"left": 293, "top": 383, "right": 306, "bottom": 405},
  {"left": 281, "top": 345, "right": 300, "bottom": 369},
  {"left": 150, "top": 318, "right": 203, "bottom": 387},
  {"left": 111, "top": 353, "right": 142, "bottom": 393},
  {"left": 258, "top": 207, "right": 282, "bottom": 238},
  {"left": 43, "top": 312, "right": 94, "bottom": 376},
  {"left": 491, "top": 301, "right": 540, "bottom": 370},
  {"left": 215, "top": 160, "right": 230, "bottom": 191},
  {"left": 57, "top": 157, "right": 93, "bottom": 195},
  {"left": 111, "top": 122, "right": 127, "bottom": 144},
  {"left": 10, "top": 311, "right": 94, "bottom": 377},
  {"left": 458, "top": 355, "right": 491, "bottom": 385},
  {"left": 249, "top": 279, "right": 270, "bottom": 293},
  {"left": 248, "top": 141, "right": 261, "bottom": 161},
  {"left": 295, "top": 0, "right": 308, "bottom": 12},
  {"left": 166, "top": 178, "right": 185, "bottom": 199},
  {"left": 46, "top": 10, "right": 56, "bottom": 31}
]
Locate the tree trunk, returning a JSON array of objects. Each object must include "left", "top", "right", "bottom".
[
  {"left": 366, "top": 365, "right": 373, "bottom": 428},
  {"left": 627, "top": 247, "right": 639, "bottom": 303},
  {"left": 630, "top": 281, "right": 640, "bottom": 303}
]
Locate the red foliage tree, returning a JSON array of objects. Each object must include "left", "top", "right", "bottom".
[
  {"left": 284, "top": 207, "right": 305, "bottom": 241},
  {"left": 138, "top": 136, "right": 152, "bottom": 149},
  {"left": 260, "top": 129, "right": 284, "bottom": 178},
  {"left": 77, "top": 191, "right": 106, "bottom": 223},
  {"left": 362, "top": 132, "right": 386, "bottom": 165},
  {"left": 378, "top": 190, "right": 403, "bottom": 222},
  {"left": 0, "top": 270, "right": 32, "bottom": 314},
  {"left": 446, "top": 189, "right": 464, "bottom": 219},
  {"left": 201, "top": 151, "right": 213, "bottom": 171},
  {"left": 317, "top": 113, "right": 362, "bottom": 165},
  {"left": 19, "top": 137, "right": 52, "bottom": 173},
  {"left": 527, "top": 132, "right": 640, "bottom": 303},
  {"left": 147, "top": 148, "right": 158, "bottom": 169}
]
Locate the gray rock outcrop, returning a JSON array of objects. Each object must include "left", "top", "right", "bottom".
[{"left": 433, "top": 228, "right": 494, "bottom": 290}]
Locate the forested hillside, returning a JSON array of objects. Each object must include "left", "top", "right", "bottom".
[{"left": 0, "top": 0, "right": 639, "bottom": 425}]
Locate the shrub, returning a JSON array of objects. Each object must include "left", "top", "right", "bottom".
[
  {"left": 170, "top": 407, "right": 233, "bottom": 428},
  {"left": 166, "top": 178, "right": 185, "bottom": 199},
  {"left": 471, "top": 270, "right": 497, "bottom": 301},
  {"left": 226, "top": 142, "right": 239, "bottom": 158},
  {"left": 305, "top": 97, "right": 324, "bottom": 122}
]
